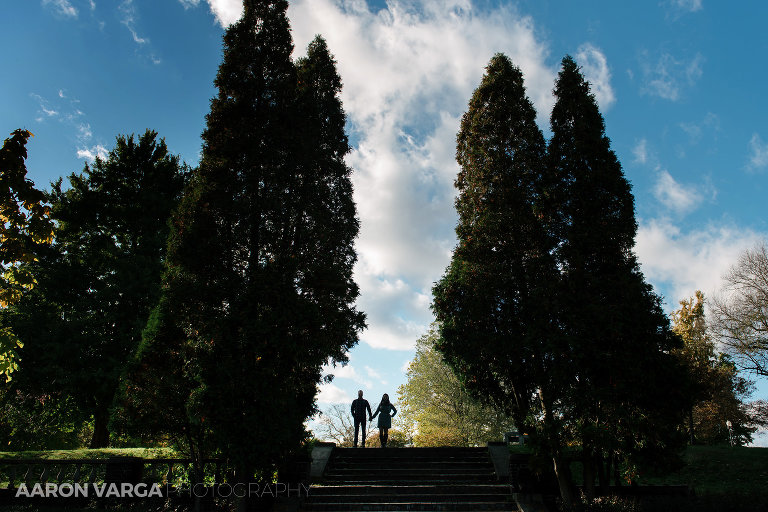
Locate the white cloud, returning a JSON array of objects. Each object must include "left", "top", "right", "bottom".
[
  {"left": 42, "top": 0, "right": 77, "bottom": 17},
  {"left": 316, "top": 383, "right": 351, "bottom": 404},
  {"left": 77, "top": 144, "right": 108, "bottom": 162},
  {"left": 89, "top": 0, "right": 96, "bottom": 10},
  {"left": 667, "top": 0, "right": 703, "bottom": 14},
  {"left": 641, "top": 52, "right": 704, "bottom": 101},
  {"left": 203, "top": 0, "right": 242, "bottom": 27},
  {"left": 635, "top": 218, "right": 764, "bottom": 308},
  {"left": 748, "top": 133, "right": 768, "bottom": 171},
  {"left": 120, "top": 0, "right": 148, "bottom": 45},
  {"left": 323, "top": 362, "right": 373, "bottom": 389},
  {"left": 679, "top": 112, "right": 718, "bottom": 144},
  {"left": 653, "top": 169, "right": 705, "bottom": 215},
  {"left": 364, "top": 366, "right": 387, "bottom": 385},
  {"left": 178, "top": 0, "right": 200, "bottom": 9},
  {"left": 77, "top": 122, "right": 93, "bottom": 141},
  {"left": 633, "top": 138, "right": 648, "bottom": 164},
  {"left": 285, "top": 0, "right": 555, "bottom": 351},
  {"left": 31, "top": 92, "right": 105, "bottom": 158},
  {"left": 31, "top": 93, "right": 61, "bottom": 122},
  {"left": 575, "top": 43, "right": 615, "bottom": 110}
]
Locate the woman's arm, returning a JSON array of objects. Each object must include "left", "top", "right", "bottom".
[
  {"left": 390, "top": 404, "right": 397, "bottom": 417},
  {"left": 371, "top": 405, "right": 380, "bottom": 419}
]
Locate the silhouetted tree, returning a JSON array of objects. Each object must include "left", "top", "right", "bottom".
[
  {"left": 130, "top": 0, "right": 364, "bottom": 489},
  {"left": 432, "top": 54, "right": 574, "bottom": 501},
  {"left": 548, "top": 56, "right": 689, "bottom": 498}
]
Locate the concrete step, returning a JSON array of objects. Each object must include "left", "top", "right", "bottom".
[
  {"left": 326, "top": 468, "right": 495, "bottom": 476},
  {"left": 299, "top": 446, "right": 515, "bottom": 512},
  {"left": 330, "top": 461, "right": 492, "bottom": 470},
  {"left": 324, "top": 476, "right": 495, "bottom": 486},
  {"left": 309, "top": 485, "right": 512, "bottom": 496},
  {"left": 331, "top": 448, "right": 487, "bottom": 458},
  {"left": 303, "top": 493, "right": 513, "bottom": 503},
  {"left": 301, "top": 501, "right": 515, "bottom": 511}
]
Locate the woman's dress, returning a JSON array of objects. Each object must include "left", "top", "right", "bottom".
[{"left": 374, "top": 402, "right": 396, "bottom": 429}]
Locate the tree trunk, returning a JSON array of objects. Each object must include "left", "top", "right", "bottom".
[
  {"left": 553, "top": 455, "right": 576, "bottom": 508},
  {"left": 538, "top": 388, "right": 576, "bottom": 507},
  {"left": 598, "top": 452, "right": 609, "bottom": 492},
  {"left": 688, "top": 407, "right": 695, "bottom": 445},
  {"left": 89, "top": 406, "right": 110, "bottom": 448},
  {"left": 582, "top": 447, "right": 596, "bottom": 501}
]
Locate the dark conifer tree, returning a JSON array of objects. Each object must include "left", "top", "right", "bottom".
[
  {"left": 432, "top": 54, "right": 574, "bottom": 501},
  {"left": 548, "top": 56, "right": 689, "bottom": 497},
  {"left": 129, "top": 1, "right": 364, "bottom": 483}
]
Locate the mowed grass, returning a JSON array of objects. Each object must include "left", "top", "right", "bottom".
[
  {"left": 642, "top": 445, "right": 768, "bottom": 495},
  {"left": 0, "top": 447, "right": 178, "bottom": 460}
]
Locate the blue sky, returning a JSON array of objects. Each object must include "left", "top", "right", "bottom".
[{"left": 3, "top": 0, "right": 767, "bottom": 444}]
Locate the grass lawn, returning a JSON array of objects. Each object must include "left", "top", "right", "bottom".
[{"left": 642, "top": 445, "right": 768, "bottom": 496}]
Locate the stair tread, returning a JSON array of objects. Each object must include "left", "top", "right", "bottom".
[{"left": 299, "top": 446, "right": 516, "bottom": 512}]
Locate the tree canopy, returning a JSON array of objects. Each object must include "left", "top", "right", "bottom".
[{"left": 5, "top": 130, "right": 186, "bottom": 448}]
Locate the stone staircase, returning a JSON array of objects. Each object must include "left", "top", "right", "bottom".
[{"left": 300, "top": 447, "right": 517, "bottom": 511}]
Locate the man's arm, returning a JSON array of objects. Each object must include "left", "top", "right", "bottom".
[
  {"left": 366, "top": 400, "right": 372, "bottom": 418},
  {"left": 351, "top": 400, "right": 356, "bottom": 416}
]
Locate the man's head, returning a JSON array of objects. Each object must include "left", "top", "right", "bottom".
[{"left": 358, "top": 390, "right": 363, "bottom": 398}]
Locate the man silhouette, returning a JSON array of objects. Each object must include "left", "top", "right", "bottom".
[{"left": 350, "top": 390, "right": 372, "bottom": 447}]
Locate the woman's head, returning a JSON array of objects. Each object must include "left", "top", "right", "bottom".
[{"left": 381, "top": 393, "right": 389, "bottom": 404}]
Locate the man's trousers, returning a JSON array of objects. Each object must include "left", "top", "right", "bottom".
[{"left": 353, "top": 417, "right": 367, "bottom": 447}]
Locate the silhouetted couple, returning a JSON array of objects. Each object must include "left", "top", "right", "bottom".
[{"left": 350, "top": 390, "right": 397, "bottom": 448}]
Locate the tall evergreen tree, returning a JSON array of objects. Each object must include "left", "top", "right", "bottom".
[
  {"left": 6, "top": 130, "right": 186, "bottom": 448},
  {"left": 432, "top": 54, "right": 574, "bottom": 500},
  {"left": 129, "top": 1, "right": 364, "bottom": 483},
  {"left": 548, "top": 56, "right": 689, "bottom": 498}
]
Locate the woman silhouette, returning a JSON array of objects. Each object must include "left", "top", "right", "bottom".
[{"left": 370, "top": 393, "right": 397, "bottom": 448}]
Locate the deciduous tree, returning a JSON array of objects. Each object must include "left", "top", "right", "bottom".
[
  {"left": 397, "top": 325, "right": 516, "bottom": 447},
  {"left": 712, "top": 241, "right": 768, "bottom": 378},
  {"left": 0, "top": 129, "right": 53, "bottom": 382},
  {"left": 6, "top": 130, "right": 186, "bottom": 448},
  {"left": 673, "top": 291, "right": 756, "bottom": 445}
]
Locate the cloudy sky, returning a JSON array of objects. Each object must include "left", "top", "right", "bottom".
[{"left": 3, "top": 0, "right": 767, "bottom": 443}]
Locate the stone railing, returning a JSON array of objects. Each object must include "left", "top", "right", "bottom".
[{"left": 0, "top": 457, "right": 225, "bottom": 489}]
